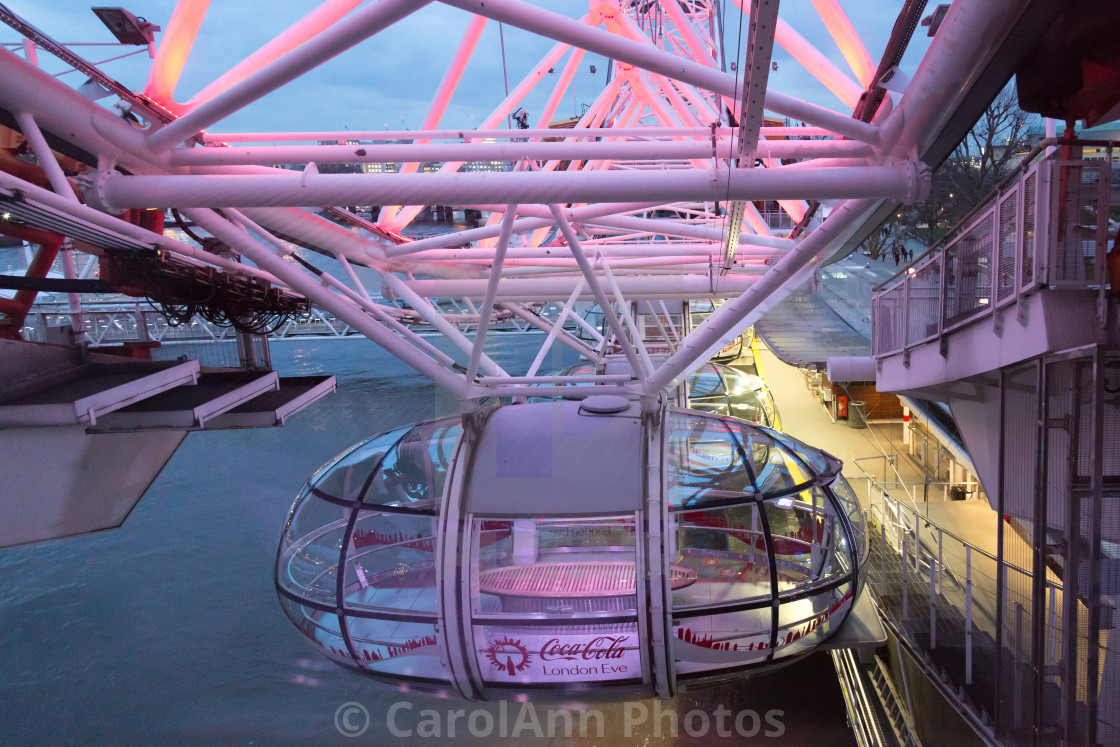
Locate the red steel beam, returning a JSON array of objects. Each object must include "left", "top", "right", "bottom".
[{"left": 0, "top": 219, "right": 63, "bottom": 338}]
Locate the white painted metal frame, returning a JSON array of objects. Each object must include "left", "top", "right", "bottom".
[{"left": 0, "top": 0, "right": 1025, "bottom": 404}]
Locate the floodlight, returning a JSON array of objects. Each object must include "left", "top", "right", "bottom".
[{"left": 91, "top": 7, "right": 160, "bottom": 45}]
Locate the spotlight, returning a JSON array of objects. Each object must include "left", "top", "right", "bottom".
[{"left": 91, "top": 7, "right": 160, "bottom": 45}]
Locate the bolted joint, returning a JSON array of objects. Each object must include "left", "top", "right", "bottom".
[
  {"left": 903, "top": 159, "right": 933, "bottom": 203},
  {"left": 77, "top": 170, "right": 125, "bottom": 215}
]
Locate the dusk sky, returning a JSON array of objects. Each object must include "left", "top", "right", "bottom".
[{"left": 3, "top": 1, "right": 932, "bottom": 138}]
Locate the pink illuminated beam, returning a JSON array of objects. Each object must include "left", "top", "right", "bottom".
[
  {"left": 727, "top": 0, "right": 864, "bottom": 110},
  {"left": 774, "top": 18, "right": 863, "bottom": 110},
  {"left": 657, "top": 0, "right": 719, "bottom": 70},
  {"left": 200, "top": 126, "right": 838, "bottom": 143},
  {"left": 534, "top": 47, "right": 586, "bottom": 129},
  {"left": 147, "top": 0, "right": 431, "bottom": 152},
  {"left": 183, "top": 0, "right": 367, "bottom": 111},
  {"left": 810, "top": 0, "right": 875, "bottom": 88},
  {"left": 436, "top": 0, "right": 879, "bottom": 143},
  {"left": 376, "top": 15, "right": 487, "bottom": 226},
  {"left": 382, "top": 18, "right": 592, "bottom": 232},
  {"left": 143, "top": 0, "right": 210, "bottom": 105}
]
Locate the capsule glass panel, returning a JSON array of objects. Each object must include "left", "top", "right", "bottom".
[
  {"left": 360, "top": 418, "right": 461, "bottom": 511},
  {"left": 468, "top": 515, "right": 645, "bottom": 688},
  {"left": 309, "top": 426, "right": 411, "bottom": 503},
  {"left": 773, "top": 582, "right": 855, "bottom": 661},
  {"left": 343, "top": 512, "right": 439, "bottom": 614},
  {"left": 666, "top": 412, "right": 755, "bottom": 506},
  {"left": 345, "top": 619, "right": 445, "bottom": 680},
  {"left": 470, "top": 516, "right": 640, "bottom": 617},
  {"left": 672, "top": 608, "right": 772, "bottom": 675},
  {"left": 671, "top": 503, "right": 772, "bottom": 608}
]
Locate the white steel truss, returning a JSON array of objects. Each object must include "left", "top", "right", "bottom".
[{"left": 0, "top": 0, "right": 1025, "bottom": 403}]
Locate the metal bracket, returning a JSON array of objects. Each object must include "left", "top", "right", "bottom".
[{"left": 1017, "top": 294, "right": 1030, "bottom": 326}]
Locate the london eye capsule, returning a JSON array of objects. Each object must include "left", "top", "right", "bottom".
[{"left": 275, "top": 397, "right": 869, "bottom": 699}]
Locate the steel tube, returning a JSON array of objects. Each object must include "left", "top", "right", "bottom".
[
  {"left": 171, "top": 137, "right": 871, "bottom": 167},
  {"left": 0, "top": 171, "right": 278, "bottom": 284},
  {"left": 809, "top": 0, "right": 875, "bottom": 87},
  {"left": 183, "top": 0, "right": 367, "bottom": 109},
  {"left": 643, "top": 197, "right": 880, "bottom": 393},
  {"left": 464, "top": 204, "right": 517, "bottom": 383},
  {"left": 731, "top": 0, "right": 862, "bottom": 110},
  {"left": 524, "top": 278, "right": 587, "bottom": 377},
  {"left": 883, "top": 0, "right": 1029, "bottom": 160},
  {"left": 550, "top": 204, "right": 646, "bottom": 384},
  {"left": 13, "top": 111, "right": 76, "bottom": 201},
  {"left": 143, "top": 0, "right": 210, "bottom": 102},
  {"left": 499, "top": 300, "right": 601, "bottom": 362},
  {"left": 437, "top": 0, "right": 879, "bottom": 143},
  {"left": 227, "top": 208, "right": 457, "bottom": 367},
  {"left": 382, "top": 26, "right": 583, "bottom": 230},
  {"left": 377, "top": 270, "right": 507, "bottom": 378},
  {"left": 201, "top": 125, "right": 839, "bottom": 143},
  {"left": 384, "top": 202, "right": 663, "bottom": 257},
  {"left": 466, "top": 384, "right": 632, "bottom": 398},
  {"left": 147, "top": 0, "right": 430, "bottom": 151},
  {"left": 397, "top": 243, "right": 761, "bottom": 260},
  {"left": 472, "top": 203, "right": 799, "bottom": 250},
  {"left": 403, "top": 273, "right": 756, "bottom": 301},
  {"left": 91, "top": 165, "right": 922, "bottom": 211},
  {"left": 184, "top": 207, "right": 467, "bottom": 394}
]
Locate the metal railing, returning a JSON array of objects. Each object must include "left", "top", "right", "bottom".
[
  {"left": 862, "top": 481, "right": 1040, "bottom": 737},
  {"left": 18, "top": 299, "right": 544, "bottom": 346},
  {"left": 873, "top": 144, "right": 1120, "bottom": 357}
]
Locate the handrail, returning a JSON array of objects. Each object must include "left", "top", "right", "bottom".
[
  {"left": 830, "top": 648, "right": 889, "bottom": 747},
  {"left": 874, "top": 137, "right": 1120, "bottom": 293},
  {"left": 867, "top": 487, "right": 1032, "bottom": 579}
]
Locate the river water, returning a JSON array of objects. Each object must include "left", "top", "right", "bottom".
[{"left": 0, "top": 333, "right": 853, "bottom": 745}]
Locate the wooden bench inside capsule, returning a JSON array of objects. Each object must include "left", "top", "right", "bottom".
[{"left": 478, "top": 561, "right": 697, "bottom": 613}]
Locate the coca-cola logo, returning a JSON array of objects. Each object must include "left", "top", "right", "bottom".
[
  {"left": 485, "top": 637, "right": 531, "bottom": 676},
  {"left": 539, "top": 636, "right": 629, "bottom": 662}
]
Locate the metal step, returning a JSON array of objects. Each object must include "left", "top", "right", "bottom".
[
  {"left": 0, "top": 359, "right": 200, "bottom": 427},
  {"left": 831, "top": 648, "right": 899, "bottom": 747},
  {"left": 202, "top": 375, "right": 335, "bottom": 429},
  {"left": 88, "top": 369, "right": 280, "bottom": 432},
  {"left": 869, "top": 655, "right": 923, "bottom": 747}
]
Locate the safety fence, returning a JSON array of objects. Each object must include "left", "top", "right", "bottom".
[
  {"left": 860, "top": 482, "right": 1009, "bottom": 738},
  {"left": 873, "top": 148, "right": 1120, "bottom": 357},
  {"left": 18, "top": 300, "right": 543, "bottom": 346}
]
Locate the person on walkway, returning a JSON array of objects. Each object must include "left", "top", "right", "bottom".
[{"left": 892, "top": 244, "right": 901, "bottom": 266}]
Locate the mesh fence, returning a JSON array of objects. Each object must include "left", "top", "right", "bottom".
[
  {"left": 945, "top": 213, "right": 995, "bottom": 326},
  {"left": 1053, "top": 164, "right": 1101, "bottom": 285},
  {"left": 990, "top": 351, "right": 1120, "bottom": 744},
  {"left": 867, "top": 496, "right": 1000, "bottom": 726},
  {"left": 1022, "top": 171, "right": 1037, "bottom": 289},
  {"left": 997, "top": 190, "right": 1018, "bottom": 303},
  {"left": 998, "top": 361, "right": 1040, "bottom": 741},
  {"left": 906, "top": 258, "right": 941, "bottom": 347},
  {"left": 873, "top": 285, "right": 905, "bottom": 355}
]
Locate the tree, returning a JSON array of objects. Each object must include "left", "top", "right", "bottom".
[
  {"left": 942, "top": 86, "right": 1040, "bottom": 210},
  {"left": 910, "top": 85, "right": 1041, "bottom": 245},
  {"left": 861, "top": 215, "right": 911, "bottom": 260}
]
